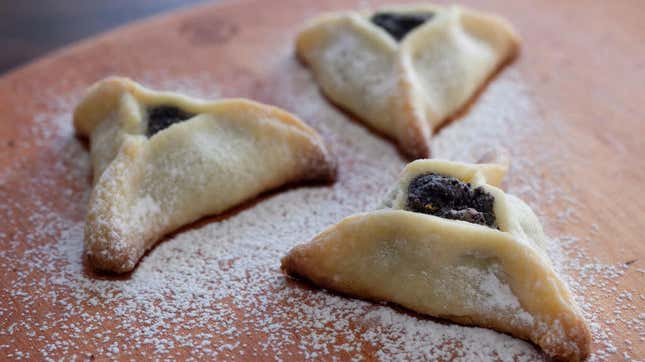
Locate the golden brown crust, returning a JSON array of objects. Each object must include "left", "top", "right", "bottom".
[
  {"left": 76, "top": 77, "right": 337, "bottom": 273},
  {"left": 296, "top": 6, "right": 521, "bottom": 160},
  {"left": 282, "top": 219, "right": 590, "bottom": 362},
  {"left": 392, "top": 67, "right": 432, "bottom": 159},
  {"left": 282, "top": 171, "right": 590, "bottom": 362}
]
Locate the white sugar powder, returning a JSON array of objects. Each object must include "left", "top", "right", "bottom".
[{"left": 0, "top": 65, "right": 642, "bottom": 362}]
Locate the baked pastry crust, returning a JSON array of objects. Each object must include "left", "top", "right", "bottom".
[
  {"left": 296, "top": 4, "right": 520, "bottom": 158},
  {"left": 75, "top": 77, "right": 336, "bottom": 273},
  {"left": 282, "top": 159, "right": 590, "bottom": 361}
]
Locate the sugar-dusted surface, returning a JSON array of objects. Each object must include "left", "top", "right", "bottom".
[{"left": 0, "top": 0, "right": 644, "bottom": 361}]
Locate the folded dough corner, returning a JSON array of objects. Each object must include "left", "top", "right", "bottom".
[
  {"left": 296, "top": 4, "right": 520, "bottom": 158},
  {"left": 75, "top": 77, "right": 336, "bottom": 273},
  {"left": 282, "top": 158, "right": 590, "bottom": 361}
]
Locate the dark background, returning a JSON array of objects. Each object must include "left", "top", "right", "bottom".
[{"left": 0, "top": 0, "right": 210, "bottom": 74}]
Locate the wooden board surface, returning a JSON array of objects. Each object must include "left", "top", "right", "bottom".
[{"left": 1, "top": 0, "right": 643, "bottom": 360}]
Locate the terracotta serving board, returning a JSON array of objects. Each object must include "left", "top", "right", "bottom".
[{"left": 1, "top": 0, "right": 643, "bottom": 360}]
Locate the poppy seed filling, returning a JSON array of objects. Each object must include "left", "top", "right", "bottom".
[
  {"left": 370, "top": 12, "right": 435, "bottom": 41},
  {"left": 406, "top": 173, "right": 497, "bottom": 228},
  {"left": 146, "top": 105, "right": 195, "bottom": 137}
]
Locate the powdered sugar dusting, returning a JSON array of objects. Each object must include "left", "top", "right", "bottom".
[
  {"left": 449, "top": 263, "right": 535, "bottom": 329},
  {"left": 1, "top": 65, "right": 642, "bottom": 362}
]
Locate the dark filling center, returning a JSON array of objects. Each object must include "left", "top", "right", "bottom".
[
  {"left": 406, "top": 173, "right": 497, "bottom": 228},
  {"left": 146, "top": 105, "right": 195, "bottom": 137},
  {"left": 370, "top": 12, "right": 434, "bottom": 41}
]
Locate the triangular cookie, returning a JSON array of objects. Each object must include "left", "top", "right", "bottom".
[
  {"left": 282, "top": 159, "right": 590, "bottom": 361},
  {"left": 297, "top": 5, "right": 519, "bottom": 158},
  {"left": 75, "top": 77, "right": 336, "bottom": 273}
]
